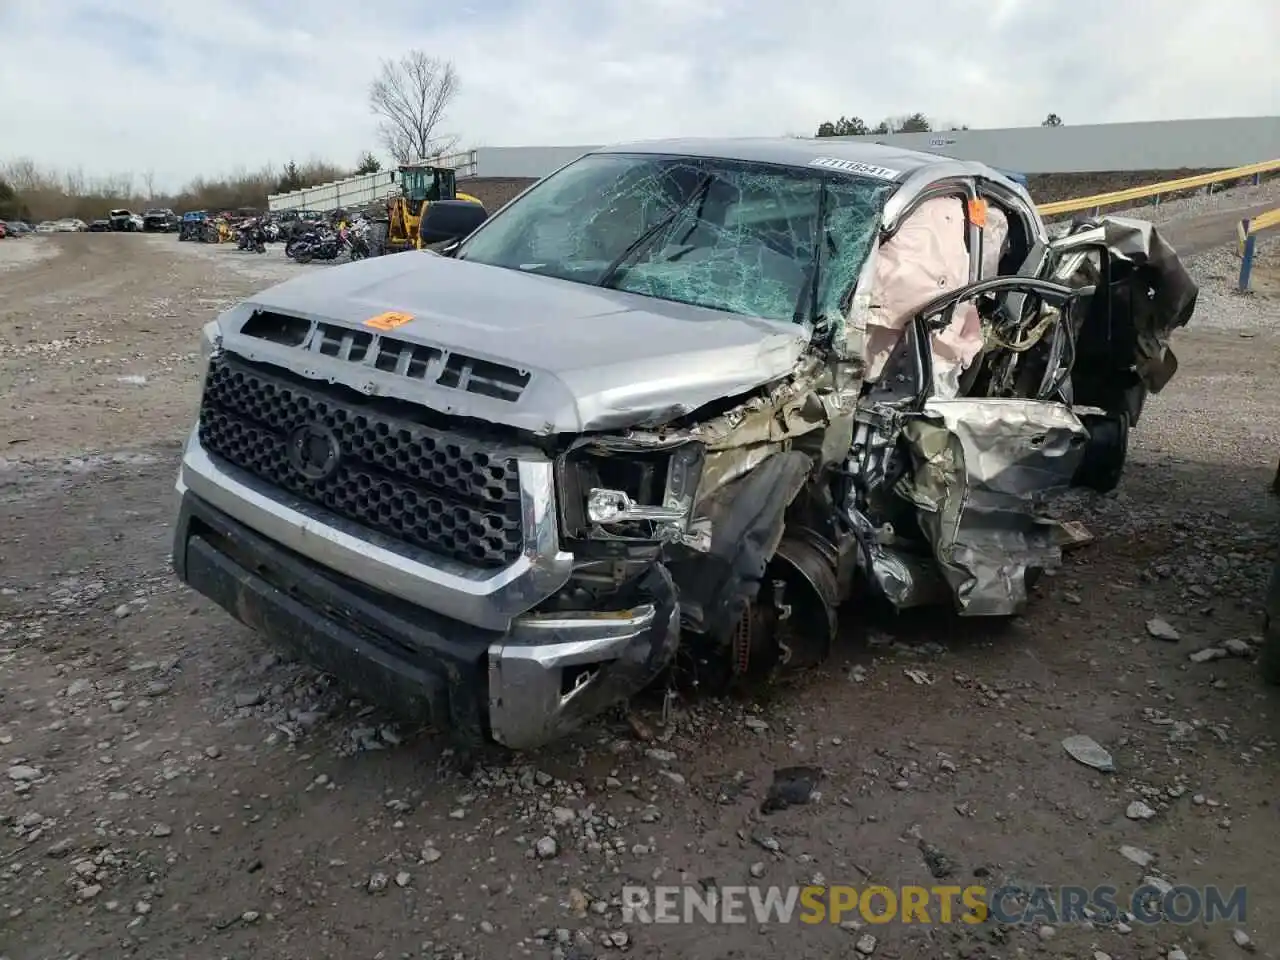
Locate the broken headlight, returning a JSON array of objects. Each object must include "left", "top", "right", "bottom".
[
  {"left": 199, "top": 319, "right": 222, "bottom": 365},
  {"left": 559, "top": 440, "right": 709, "bottom": 550}
]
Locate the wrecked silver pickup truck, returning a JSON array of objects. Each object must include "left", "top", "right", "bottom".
[{"left": 172, "top": 139, "right": 1196, "bottom": 748}]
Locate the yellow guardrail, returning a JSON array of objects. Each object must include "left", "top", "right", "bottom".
[
  {"left": 1237, "top": 206, "right": 1280, "bottom": 292},
  {"left": 1036, "top": 158, "right": 1280, "bottom": 217},
  {"left": 1245, "top": 207, "right": 1280, "bottom": 236}
]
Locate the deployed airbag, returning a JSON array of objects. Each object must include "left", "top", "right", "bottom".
[{"left": 863, "top": 197, "right": 984, "bottom": 397}]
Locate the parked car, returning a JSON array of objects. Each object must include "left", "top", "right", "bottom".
[
  {"left": 88, "top": 219, "right": 111, "bottom": 232},
  {"left": 172, "top": 138, "right": 1197, "bottom": 749},
  {"left": 108, "top": 209, "right": 140, "bottom": 232},
  {"left": 143, "top": 208, "right": 179, "bottom": 232},
  {"left": 7, "top": 220, "right": 33, "bottom": 236},
  {"left": 0, "top": 221, "right": 7, "bottom": 239},
  {"left": 35, "top": 221, "right": 57, "bottom": 233}
]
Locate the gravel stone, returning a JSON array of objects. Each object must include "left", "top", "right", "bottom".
[{"left": 1126, "top": 801, "right": 1157, "bottom": 821}]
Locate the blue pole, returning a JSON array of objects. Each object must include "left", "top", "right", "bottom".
[{"left": 1238, "top": 224, "right": 1256, "bottom": 292}]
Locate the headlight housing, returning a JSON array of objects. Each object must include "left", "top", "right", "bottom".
[
  {"left": 199, "top": 319, "right": 222, "bottom": 365},
  {"left": 559, "top": 439, "right": 709, "bottom": 550}
]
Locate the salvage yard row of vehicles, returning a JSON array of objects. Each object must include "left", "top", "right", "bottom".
[
  {"left": 178, "top": 208, "right": 338, "bottom": 243},
  {"left": 0, "top": 209, "right": 182, "bottom": 235},
  {"left": 0, "top": 218, "right": 87, "bottom": 235},
  {"left": 172, "top": 137, "right": 1204, "bottom": 750}
]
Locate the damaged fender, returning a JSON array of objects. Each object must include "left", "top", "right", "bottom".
[{"left": 667, "top": 450, "right": 814, "bottom": 644}]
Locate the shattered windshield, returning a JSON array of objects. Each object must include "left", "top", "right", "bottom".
[{"left": 456, "top": 152, "right": 893, "bottom": 323}]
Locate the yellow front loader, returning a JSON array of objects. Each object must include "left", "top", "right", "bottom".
[{"left": 384, "top": 163, "right": 484, "bottom": 253}]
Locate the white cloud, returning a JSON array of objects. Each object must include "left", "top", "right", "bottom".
[{"left": 1, "top": 0, "right": 1276, "bottom": 191}]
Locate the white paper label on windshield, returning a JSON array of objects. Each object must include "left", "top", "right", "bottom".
[{"left": 809, "top": 157, "right": 898, "bottom": 180}]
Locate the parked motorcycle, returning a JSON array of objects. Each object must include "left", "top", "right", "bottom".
[
  {"left": 236, "top": 218, "right": 267, "bottom": 254},
  {"left": 347, "top": 217, "right": 372, "bottom": 261},
  {"left": 288, "top": 225, "right": 339, "bottom": 263}
]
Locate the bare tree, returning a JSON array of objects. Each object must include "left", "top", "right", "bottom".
[
  {"left": 368, "top": 51, "right": 461, "bottom": 164},
  {"left": 4, "top": 158, "right": 49, "bottom": 192},
  {"left": 143, "top": 169, "right": 156, "bottom": 199},
  {"left": 63, "top": 168, "right": 86, "bottom": 196}
]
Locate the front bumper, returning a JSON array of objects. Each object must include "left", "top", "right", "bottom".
[
  {"left": 173, "top": 486, "right": 679, "bottom": 749},
  {"left": 488, "top": 565, "right": 680, "bottom": 749}
]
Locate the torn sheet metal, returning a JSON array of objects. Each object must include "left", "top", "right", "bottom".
[
  {"left": 685, "top": 356, "right": 860, "bottom": 499},
  {"left": 1057, "top": 216, "right": 1198, "bottom": 393},
  {"left": 1102, "top": 216, "right": 1197, "bottom": 393},
  {"left": 845, "top": 502, "right": 952, "bottom": 610},
  {"left": 899, "top": 398, "right": 1088, "bottom": 615}
]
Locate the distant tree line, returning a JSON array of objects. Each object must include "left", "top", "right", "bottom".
[
  {"left": 815, "top": 111, "right": 1065, "bottom": 138},
  {"left": 816, "top": 113, "right": 934, "bottom": 137},
  {"left": 0, "top": 153, "right": 393, "bottom": 222}
]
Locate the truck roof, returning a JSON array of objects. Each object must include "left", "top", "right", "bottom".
[{"left": 591, "top": 137, "right": 949, "bottom": 180}]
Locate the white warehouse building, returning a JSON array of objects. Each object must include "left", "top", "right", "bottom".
[{"left": 269, "top": 116, "right": 1279, "bottom": 214}]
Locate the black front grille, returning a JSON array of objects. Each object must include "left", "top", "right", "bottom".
[{"left": 198, "top": 355, "right": 524, "bottom": 570}]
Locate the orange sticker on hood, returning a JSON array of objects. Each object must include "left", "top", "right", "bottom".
[{"left": 364, "top": 311, "right": 414, "bottom": 331}]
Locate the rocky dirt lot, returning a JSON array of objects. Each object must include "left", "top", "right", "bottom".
[{"left": 2, "top": 216, "right": 1280, "bottom": 960}]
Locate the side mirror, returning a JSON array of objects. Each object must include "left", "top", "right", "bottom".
[{"left": 418, "top": 199, "right": 489, "bottom": 247}]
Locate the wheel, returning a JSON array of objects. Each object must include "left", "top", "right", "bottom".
[
  {"left": 1072, "top": 412, "right": 1129, "bottom": 493},
  {"left": 1261, "top": 556, "right": 1280, "bottom": 684}
]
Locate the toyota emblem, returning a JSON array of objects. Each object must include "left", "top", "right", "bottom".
[{"left": 288, "top": 423, "right": 341, "bottom": 481}]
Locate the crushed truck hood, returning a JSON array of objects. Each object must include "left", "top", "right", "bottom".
[{"left": 224, "top": 251, "right": 809, "bottom": 434}]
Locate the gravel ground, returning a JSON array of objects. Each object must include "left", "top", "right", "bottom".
[
  {"left": 2, "top": 201, "right": 1280, "bottom": 960},
  {"left": 1178, "top": 243, "right": 1280, "bottom": 332},
  {"left": 0, "top": 236, "right": 59, "bottom": 274}
]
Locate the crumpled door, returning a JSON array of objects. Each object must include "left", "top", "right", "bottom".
[{"left": 899, "top": 397, "right": 1088, "bottom": 615}]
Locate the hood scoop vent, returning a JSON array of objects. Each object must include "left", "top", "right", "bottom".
[{"left": 239, "top": 309, "right": 531, "bottom": 403}]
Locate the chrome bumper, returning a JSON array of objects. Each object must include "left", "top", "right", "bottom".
[
  {"left": 178, "top": 430, "right": 680, "bottom": 747},
  {"left": 489, "top": 573, "right": 681, "bottom": 749}
]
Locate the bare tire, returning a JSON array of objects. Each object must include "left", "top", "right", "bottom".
[{"left": 1073, "top": 412, "right": 1129, "bottom": 494}]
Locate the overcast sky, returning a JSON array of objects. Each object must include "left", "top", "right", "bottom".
[{"left": 2, "top": 0, "right": 1277, "bottom": 191}]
